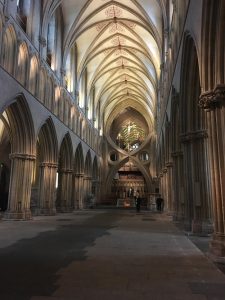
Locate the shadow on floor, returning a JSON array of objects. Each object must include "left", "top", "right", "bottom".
[{"left": 0, "top": 212, "right": 121, "bottom": 300}]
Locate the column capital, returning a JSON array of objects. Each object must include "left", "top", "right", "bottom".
[
  {"left": 166, "top": 162, "right": 173, "bottom": 168},
  {"left": 199, "top": 85, "right": 225, "bottom": 110},
  {"left": 9, "top": 153, "right": 36, "bottom": 161},
  {"left": 162, "top": 168, "right": 167, "bottom": 173},
  {"left": 38, "top": 36, "right": 47, "bottom": 47},
  {"left": 171, "top": 151, "right": 183, "bottom": 157},
  {"left": 180, "top": 130, "right": 208, "bottom": 143},
  {"left": 59, "top": 168, "right": 73, "bottom": 174},
  {"left": 40, "top": 162, "right": 58, "bottom": 168},
  {"left": 75, "top": 173, "right": 84, "bottom": 177}
]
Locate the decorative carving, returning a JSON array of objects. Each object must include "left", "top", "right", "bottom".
[
  {"left": 199, "top": 85, "right": 225, "bottom": 110},
  {"left": 60, "top": 68, "right": 66, "bottom": 76},
  {"left": 105, "top": 6, "right": 123, "bottom": 18},
  {"left": 162, "top": 168, "right": 167, "bottom": 173},
  {"left": 95, "top": 21, "right": 108, "bottom": 32},
  {"left": 166, "top": 162, "right": 173, "bottom": 168},
  {"left": 39, "top": 36, "right": 47, "bottom": 47}
]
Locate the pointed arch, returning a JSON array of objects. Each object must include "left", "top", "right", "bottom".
[
  {"left": 38, "top": 67, "right": 47, "bottom": 103},
  {"left": 180, "top": 32, "right": 203, "bottom": 133},
  {"left": 37, "top": 117, "right": 58, "bottom": 163},
  {"left": 29, "top": 54, "right": 39, "bottom": 96},
  {"left": 84, "top": 150, "right": 92, "bottom": 177},
  {"left": 16, "top": 41, "right": 29, "bottom": 86},
  {"left": 58, "top": 132, "right": 73, "bottom": 170},
  {"left": 56, "top": 132, "right": 73, "bottom": 212},
  {"left": 2, "top": 94, "right": 35, "bottom": 154},
  {"left": 106, "top": 156, "right": 153, "bottom": 194},
  {"left": 1, "top": 24, "right": 17, "bottom": 74},
  {"left": 74, "top": 142, "right": 84, "bottom": 174},
  {"left": 92, "top": 156, "right": 99, "bottom": 180}
]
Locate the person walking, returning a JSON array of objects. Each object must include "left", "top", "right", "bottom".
[
  {"left": 135, "top": 190, "right": 141, "bottom": 213},
  {"left": 156, "top": 195, "right": 164, "bottom": 212}
]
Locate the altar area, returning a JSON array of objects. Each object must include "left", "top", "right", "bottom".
[{"left": 116, "top": 198, "right": 136, "bottom": 208}]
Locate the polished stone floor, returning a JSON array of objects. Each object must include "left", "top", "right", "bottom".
[{"left": 0, "top": 209, "right": 225, "bottom": 300}]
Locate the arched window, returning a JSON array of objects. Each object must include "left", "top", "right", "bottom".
[
  {"left": 46, "top": 7, "right": 63, "bottom": 73},
  {"left": 16, "top": 0, "right": 30, "bottom": 32},
  {"left": 46, "top": 15, "right": 56, "bottom": 68}
]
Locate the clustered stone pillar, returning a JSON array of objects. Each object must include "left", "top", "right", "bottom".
[
  {"left": 200, "top": 86, "right": 225, "bottom": 256},
  {"left": 166, "top": 162, "right": 173, "bottom": 214},
  {"left": 57, "top": 169, "right": 73, "bottom": 212},
  {"left": 171, "top": 151, "right": 184, "bottom": 221},
  {"left": 5, "top": 153, "right": 36, "bottom": 220},
  {"left": 180, "top": 130, "right": 211, "bottom": 233},
  {"left": 74, "top": 173, "right": 84, "bottom": 209},
  {"left": 83, "top": 175, "right": 92, "bottom": 208},
  {"left": 38, "top": 162, "right": 58, "bottom": 215}
]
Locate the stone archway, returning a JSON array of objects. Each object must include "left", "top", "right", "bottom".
[
  {"left": 73, "top": 143, "right": 84, "bottom": 209},
  {"left": 34, "top": 118, "right": 58, "bottom": 215},
  {"left": 0, "top": 96, "right": 35, "bottom": 220},
  {"left": 84, "top": 150, "right": 92, "bottom": 208},
  {"left": 92, "top": 156, "right": 100, "bottom": 204},
  {"left": 56, "top": 133, "right": 73, "bottom": 212},
  {"left": 105, "top": 156, "right": 153, "bottom": 206},
  {"left": 179, "top": 32, "right": 211, "bottom": 233},
  {"left": 0, "top": 116, "right": 11, "bottom": 212}
]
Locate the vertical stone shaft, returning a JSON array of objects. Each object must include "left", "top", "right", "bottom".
[{"left": 6, "top": 153, "right": 35, "bottom": 220}]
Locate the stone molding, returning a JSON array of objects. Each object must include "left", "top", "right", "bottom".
[
  {"left": 39, "top": 162, "right": 58, "bottom": 168},
  {"left": 9, "top": 153, "right": 36, "bottom": 161},
  {"left": 84, "top": 176, "right": 92, "bottom": 180},
  {"left": 58, "top": 169, "right": 73, "bottom": 174},
  {"left": 75, "top": 173, "right": 84, "bottom": 177},
  {"left": 180, "top": 130, "right": 208, "bottom": 143},
  {"left": 199, "top": 85, "right": 225, "bottom": 110},
  {"left": 166, "top": 162, "right": 173, "bottom": 168},
  {"left": 171, "top": 151, "right": 183, "bottom": 157}
]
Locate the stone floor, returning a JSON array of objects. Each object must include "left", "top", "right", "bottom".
[{"left": 0, "top": 209, "right": 225, "bottom": 300}]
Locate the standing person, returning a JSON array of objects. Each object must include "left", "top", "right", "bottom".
[
  {"left": 156, "top": 195, "right": 164, "bottom": 212},
  {"left": 135, "top": 190, "right": 141, "bottom": 212}
]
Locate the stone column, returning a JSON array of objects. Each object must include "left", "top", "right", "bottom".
[
  {"left": 74, "top": 173, "right": 84, "bottom": 209},
  {"left": 166, "top": 162, "right": 174, "bottom": 214},
  {"left": 83, "top": 175, "right": 92, "bottom": 208},
  {"left": 171, "top": 151, "right": 184, "bottom": 222},
  {"left": 38, "top": 162, "right": 58, "bottom": 215},
  {"left": 162, "top": 168, "right": 168, "bottom": 211},
  {"left": 200, "top": 86, "right": 225, "bottom": 256},
  {"left": 57, "top": 169, "right": 73, "bottom": 212},
  {"left": 180, "top": 130, "right": 212, "bottom": 233},
  {"left": 5, "top": 153, "right": 35, "bottom": 220}
]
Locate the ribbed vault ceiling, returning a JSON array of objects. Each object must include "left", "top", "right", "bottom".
[{"left": 60, "top": 0, "right": 165, "bottom": 137}]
